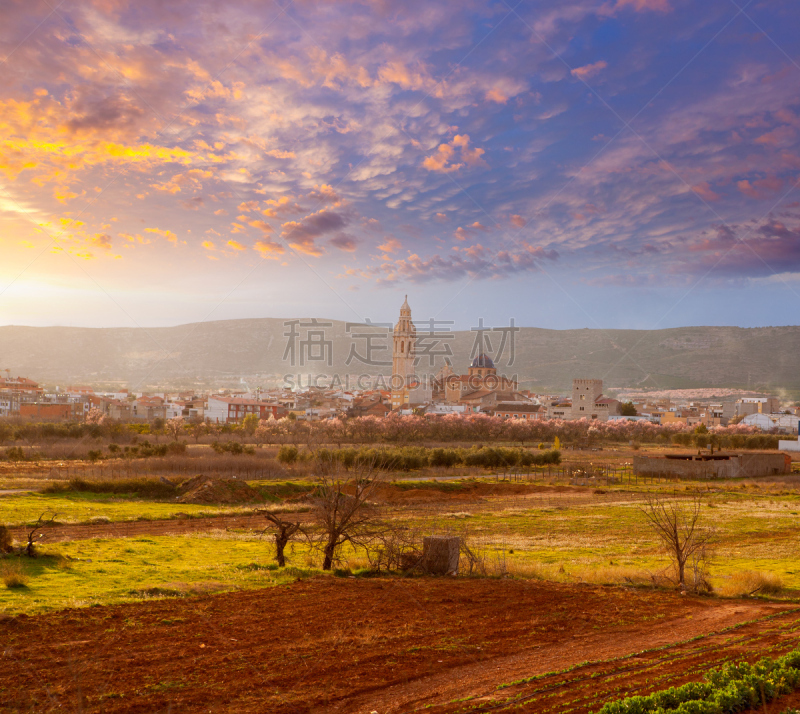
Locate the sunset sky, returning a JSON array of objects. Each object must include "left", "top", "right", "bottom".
[{"left": 1, "top": 0, "right": 799, "bottom": 330}]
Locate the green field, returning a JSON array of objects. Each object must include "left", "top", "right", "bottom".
[
  {"left": 0, "top": 491, "right": 257, "bottom": 526},
  {"left": 3, "top": 477, "right": 800, "bottom": 615},
  {"left": 0, "top": 533, "right": 317, "bottom": 615}
]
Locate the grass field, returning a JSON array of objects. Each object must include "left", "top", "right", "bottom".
[
  {"left": 4, "top": 471, "right": 800, "bottom": 615},
  {"left": 0, "top": 491, "right": 258, "bottom": 526},
  {"left": 0, "top": 532, "right": 316, "bottom": 614}
]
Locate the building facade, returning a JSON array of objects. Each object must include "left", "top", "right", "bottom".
[{"left": 570, "top": 378, "right": 620, "bottom": 421}]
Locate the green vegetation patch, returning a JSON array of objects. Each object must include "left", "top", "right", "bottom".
[
  {"left": 0, "top": 533, "right": 317, "bottom": 615},
  {"left": 43, "top": 477, "right": 178, "bottom": 498},
  {"left": 597, "top": 648, "right": 800, "bottom": 713},
  {"left": 0, "top": 491, "right": 255, "bottom": 526}
]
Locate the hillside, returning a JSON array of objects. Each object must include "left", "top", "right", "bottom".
[{"left": 0, "top": 320, "right": 798, "bottom": 396}]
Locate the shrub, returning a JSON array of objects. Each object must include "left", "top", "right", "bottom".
[
  {"left": 43, "top": 477, "right": 177, "bottom": 498},
  {"left": 0, "top": 525, "right": 12, "bottom": 553},
  {"left": 277, "top": 445, "right": 299, "bottom": 464},
  {"left": 308, "top": 445, "right": 560, "bottom": 471},
  {"left": 211, "top": 441, "right": 249, "bottom": 455},
  {"left": 4, "top": 446, "right": 27, "bottom": 462},
  {"left": 167, "top": 441, "right": 187, "bottom": 455},
  {"left": 138, "top": 443, "right": 168, "bottom": 457},
  {"left": 2, "top": 560, "right": 28, "bottom": 589},
  {"left": 718, "top": 570, "right": 783, "bottom": 598}
]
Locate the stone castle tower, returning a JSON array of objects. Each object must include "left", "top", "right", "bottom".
[
  {"left": 392, "top": 295, "right": 416, "bottom": 386},
  {"left": 572, "top": 378, "right": 603, "bottom": 419}
]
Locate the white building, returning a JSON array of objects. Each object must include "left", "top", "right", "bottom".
[{"left": 742, "top": 413, "right": 800, "bottom": 433}]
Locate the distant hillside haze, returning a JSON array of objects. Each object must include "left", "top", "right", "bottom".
[{"left": 1, "top": 320, "right": 798, "bottom": 396}]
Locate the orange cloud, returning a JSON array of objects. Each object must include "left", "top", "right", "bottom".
[
  {"left": 571, "top": 60, "right": 608, "bottom": 80},
  {"left": 90, "top": 233, "right": 112, "bottom": 250},
  {"left": 247, "top": 219, "right": 274, "bottom": 234},
  {"left": 227, "top": 240, "right": 246, "bottom": 251},
  {"left": 424, "top": 134, "right": 486, "bottom": 173},
  {"left": 266, "top": 149, "right": 295, "bottom": 159},
  {"left": 119, "top": 232, "right": 151, "bottom": 245},
  {"left": 510, "top": 215, "right": 526, "bottom": 228},
  {"left": 145, "top": 227, "right": 177, "bottom": 243},
  {"left": 423, "top": 143, "right": 461, "bottom": 173},
  {"left": 254, "top": 240, "right": 285, "bottom": 258},
  {"left": 451, "top": 135, "right": 487, "bottom": 167},
  {"left": 262, "top": 196, "right": 303, "bottom": 218},
  {"left": 377, "top": 237, "right": 402, "bottom": 253},
  {"left": 485, "top": 88, "right": 508, "bottom": 104}
]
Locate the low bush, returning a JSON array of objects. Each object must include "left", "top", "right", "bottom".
[
  {"left": 6, "top": 446, "right": 28, "bottom": 461},
  {"left": 277, "top": 445, "right": 300, "bottom": 464},
  {"left": 2, "top": 559, "right": 29, "bottom": 589},
  {"left": 717, "top": 570, "right": 784, "bottom": 598},
  {"left": 598, "top": 648, "right": 800, "bottom": 714},
  {"left": 137, "top": 442, "right": 168, "bottom": 458},
  {"left": 308, "top": 445, "right": 561, "bottom": 471},
  {"left": 0, "top": 525, "right": 12, "bottom": 553},
  {"left": 43, "top": 477, "right": 177, "bottom": 498}
]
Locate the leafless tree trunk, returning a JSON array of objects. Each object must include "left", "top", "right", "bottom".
[
  {"left": 260, "top": 511, "right": 301, "bottom": 567},
  {"left": 27, "top": 512, "right": 57, "bottom": 557},
  {"left": 640, "top": 495, "right": 712, "bottom": 591},
  {"left": 308, "top": 465, "right": 385, "bottom": 570}
]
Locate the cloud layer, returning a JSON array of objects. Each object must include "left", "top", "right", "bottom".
[{"left": 1, "top": 0, "right": 800, "bottom": 327}]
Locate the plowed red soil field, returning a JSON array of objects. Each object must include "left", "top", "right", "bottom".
[{"left": 2, "top": 578, "right": 798, "bottom": 714}]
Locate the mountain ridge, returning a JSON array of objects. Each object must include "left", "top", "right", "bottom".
[{"left": 1, "top": 320, "right": 798, "bottom": 396}]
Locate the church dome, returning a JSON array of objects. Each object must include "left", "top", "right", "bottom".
[{"left": 471, "top": 353, "right": 495, "bottom": 369}]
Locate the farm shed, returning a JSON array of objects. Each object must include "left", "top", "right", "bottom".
[{"left": 633, "top": 452, "right": 790, "bottom": 479}]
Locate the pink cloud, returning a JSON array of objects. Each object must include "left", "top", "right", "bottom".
[
  {"left": 424, "top": 134, "right": 487, "bottom": 173},
  {"left": 571, "top": 61, "right": 608, "bottom": 81},
  {"left": 736, "top": 176, "right": 784, "bottom": 200},
  {"left": 485, "top": 88, "right": 508, "bottom": 104},
  {"left": 377, "top": 237, "right": 402, "bottom": 253},
  {"left": 615, "top": 0, "right": 671, "bottom": 11},
  {"left": 755, "top": 125, "right": 796, "bottom": 147},
  {"left": 692, "top": 182, "right": 721, "bottom": 202}
]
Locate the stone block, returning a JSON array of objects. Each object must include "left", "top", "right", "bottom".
[{"left": 422, "top": 536, "right": 460, "bottom": 575}]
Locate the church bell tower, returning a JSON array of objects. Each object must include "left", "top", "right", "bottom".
[{"left": 391, "top": 295, "right": 416, "bottom": 407}]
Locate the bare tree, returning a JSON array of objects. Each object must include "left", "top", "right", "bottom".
[
  {"left": 260, "top": 511, "right": 302, "bottom": 567},
  {"left": 26, "top": 512, "right": 57, "bottom": 557},
  {"left": 165, "top": 417, "right": 185, "bottom": 443},
  {"left": 307, "top": 466, "right": 385, "bottom": 570},
  {"left": 640, "top": 495, "right": 713, "bottom": 592}
]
